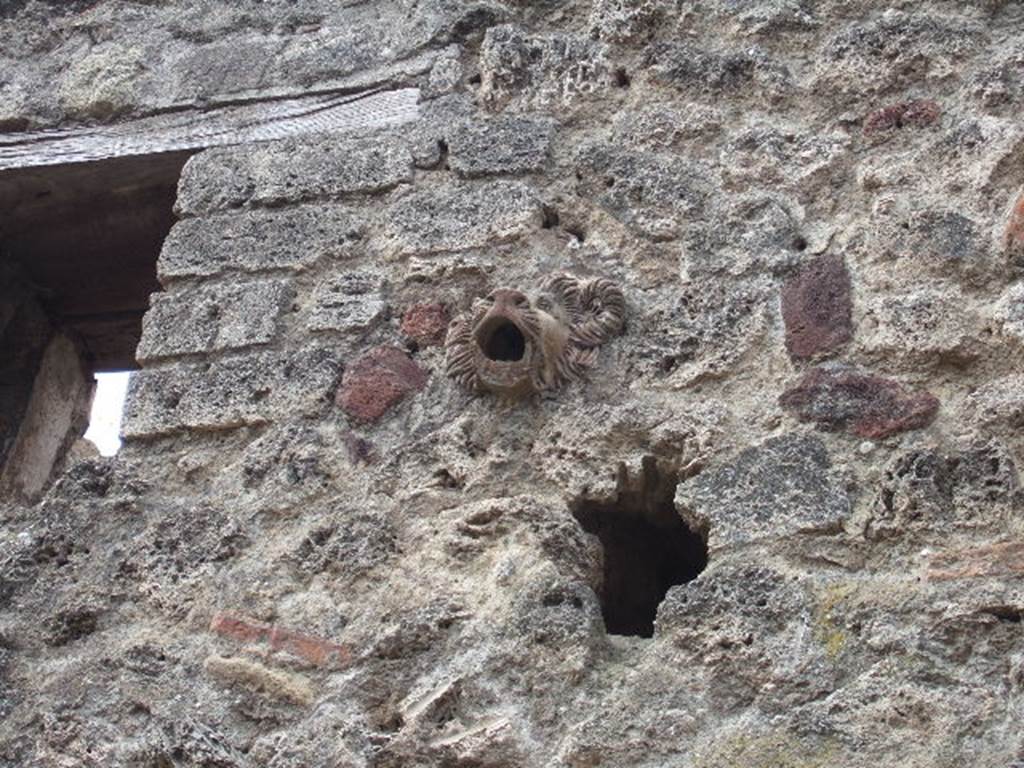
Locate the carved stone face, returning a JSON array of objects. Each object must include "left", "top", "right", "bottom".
[{"left": 446, "top": 274, "right": 624, "bottom": 399}]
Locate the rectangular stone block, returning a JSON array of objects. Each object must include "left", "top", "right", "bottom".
[
  {"left": 307, "top": 271, "right": 386, "bottom": 333},
  {"left": 175, "top": 132, "right": 414, "bottom": 216},
  {"left": 136, "top": 278, "right": 293, "bottom": 362},
  {"left": 158, "top": 204, "right": 368, "bottom": 280},
  {"left": 122, "top": 345, "right": 340, "bottom": 438},
  {"left": 378, "top": 180, "right": 542, "bottom": 257}
]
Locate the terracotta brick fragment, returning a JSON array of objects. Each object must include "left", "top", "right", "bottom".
[
  {"left": 779, "top": 367, "right": 939, "bottom": 439},
  {"left": 863, "top": 99, "right": 941, "bottom": 135},
  {"left": 210, "top": 612, "right": 352, "bottom": 668},
  {"left": 270, "top": 626, "right": 352, "bottom": 667},
  {"left": 781, "top": 254, "right": 853, "bottom": 360},
  {"left": 210, "top": 613, "right": 270, "bottom": 644},
  {"left": 927, "top": 541, "right": 1024, "bottom": 581},
  {"left": 337, "top": 346, "right": 429, "bottom": 423},
  {"left": 401, "top": 303, "right": 450, "bottom": 347}
]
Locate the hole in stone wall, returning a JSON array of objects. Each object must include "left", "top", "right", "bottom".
[
  {"left": 571, "top": 457, "right": 707, "bottom": 638},
  {"left": 82, "top": 371, "right": 131, "bottom": 456}
]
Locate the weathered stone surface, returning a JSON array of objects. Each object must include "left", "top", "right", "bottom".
[
  {"left": 175, "top": 133, "right": 414, "bottom": 216},
  {"left": 576, "top": 143, "right": 710, "bottom": 240},
  {"left": 781, "top": 254, "right": 853, "bottom": 360},
  {"left": 379, "top": 180, "right": 542, "bottom": 257},
  {"left": 401, "top": 302, "right": 449, "bottom": 347},
  {"left": 336, "top": 346, "right": 428, "bottom": 423},
  {"left": 867, "top": 441, "right": 1020, "bottom": 540},
  {"left": 859, "top": 290, "right": 981, "bottom": 367},
  {"left": 136, "top": 279, "right": 293, "bottom": 361},
  {"left": 123, "top": 346, "right": 340, "bottom": 438},
  {"left": 158, "top": 205, "right": 368, "bottom": 280},
  {"left": 863, "top": 99, "right": 941, "bottom": 135},
  {"left": 1005, "top": 192, "right": 1024, "bottom": 269},
  {"left": 779, "top": 366, "right": 939, "bottom": 439},
  {"left": 588, "top": 0, "right": 671, "bottom": 43},
  {"left": 479, "top": 25, "right": 611, "bottom": 109},
  {"left": 644, "top": 42, "right": 789, "bottom": 97},
  {"left": 676, "top": 433, "right": 851, "bottom": 550},
  {"left": 969, "top": 374, "right": 1024, "bottom": 429},
  {"left": 307, "top": 271, "right": 386, "bottom": 334},
  {"left": 447, "top": 114, "right": 554, "bottom": 177}
]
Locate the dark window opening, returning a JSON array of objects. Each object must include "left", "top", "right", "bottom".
[
  {"left": 0, "top": 151, "right": 190, "bottom": 497},
  {"left": 482, "top": 321, "right": 526, "bottom": 362},
  {"left": 571, "top": 457, "right": 707, "bottom": 638}
]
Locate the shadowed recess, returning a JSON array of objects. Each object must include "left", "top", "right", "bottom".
[{"left": 571, "top": 457, "right": 707, "bottom": 638}]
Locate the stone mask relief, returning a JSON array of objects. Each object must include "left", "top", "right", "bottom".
[{"left": 445, "top": 273, "right": 625, "bottom": 398}]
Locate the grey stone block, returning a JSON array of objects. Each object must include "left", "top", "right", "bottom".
[
  {"left": 676, "top": 433, "right": 851, "bottom": 551},
  {"left": 175, "top": 133, "right": 414, "bottom": 216},
  {"left": 307, "top": 271, "right": 387, "bottom": 333},
  {"left": 136, "top": 279, "right": 293, "bottom": 362},
  {"left": 447, "top": 115, "right": 554, "bottom": 178},
  {"left": 378, "top": 180, "right": 542, "bottom": 257},
  {"left": 123, "top": 345, "right": 341, "bottom": 438},
  {"left": 158, "top": 205, "right": 368, "bottom": 280}
]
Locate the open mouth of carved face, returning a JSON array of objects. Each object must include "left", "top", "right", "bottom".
[{"left": 478, "top": 318, "right": 527, "bottom": 362}]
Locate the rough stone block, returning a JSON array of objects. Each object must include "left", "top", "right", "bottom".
[
  {"left": 575, "top": 143, "right": 709, "bottom": 240},
  {"left": 969, "top": 374, "right": 1024, "bottom": 429},
  {"left": 307, "top": 271, "right": 387, "bottom": 334},
  {"left": 137, "top": 279, "right": 293, "bottom": 362},
  {"left": 676, "top": 433, "right": 850, "bottom": 551},
  {"left": 479, "top": 25, "right": 611, "bottom": 109},
  {"left": 447, "top": 114, "right": 554, "bottom": 178},
  {"left": 379, "top": 180, "right": 542, "bottom": 257},
  {"left": 401, "top": 303, "right": 449, "bottom": 347},
  {"left": 779, "top": 366, "right": 939, "bottom": 439},
  {"left": 860, "top": 290, "right": 981, "bottom": 367},
  {"left": 928, "top": 541, "right": 1024, "bottom": 581},
  {"left": 781, "top": 254, "right": 853, "bottom": 360},
  {"left": 336, "top": 346, "right": 428, "bottom": 423},
  {"left": 158, "top": 205, "right": 368, "bottom": 280},
  {"left": 122, "top": 346, "right": 340, "bottom": 438},
  {"left": 643, "top": 42, "right": 789, "bottom": 97},
  {"left": 175, "top": 133, "right": 414, "bottom": 216}
]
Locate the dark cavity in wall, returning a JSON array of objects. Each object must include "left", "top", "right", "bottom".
[{"left": 571, "top": 457, "right": 707, "bottom": 638}]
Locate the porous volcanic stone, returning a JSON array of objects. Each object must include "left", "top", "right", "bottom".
[
  {"left": 337, "top": 346, "right": 428, "bottom": 423},
  {"left": 676, "top": 433, "right": 850, "bottom": 550},
  {"left": 781, "top": 253, "right": 853, "bottom": 360},
  {"left": 779, "top": 366, "right": 939, "bottom": 439},
  {"left": 863, "top": 99, "right": 941, "bottom": 135}
]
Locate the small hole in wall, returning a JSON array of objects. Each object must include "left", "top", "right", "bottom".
[
  {"left": 83, "top": 371, "right": 131, "bottom": 456},
  {"left": 612, "top": 68, "right": 631, "bottom": 88},
  {"left": 570, "top": 457, "right": 707, "bottom": 638},
  {"left": 792, "top": 236, "right": 808, "bottom": 252}
]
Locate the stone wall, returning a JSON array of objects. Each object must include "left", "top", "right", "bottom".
[{"left": 2, "top": 1, "right": 1024, "bottom": 766}]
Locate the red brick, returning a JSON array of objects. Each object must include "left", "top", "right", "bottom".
[
  {"left": 401, "top": 303, "right": 449, "bottom": 347},
  {"left": 863, "top": 99, "right": 941, "bottom": 135},
  {"left": 210, "top": 613, "right": 270, "bottom": 644},
  {"left": 779, "top": 367, "right": 939, "bottom": 439},
  {"left": 781, "top": 254, "right": 853, "bottom": 361},
  {"left": 270, "top": 626, "right": 352, "bottom": 667},
  {"left": 927, "top": 541, "right": 1024, "bottom": 581},
  {"left": 336, "top": 346, "right": 429, "bottom": 423},
  {"left": 210, "top": 612, "right": 352, "bottom": 668}
]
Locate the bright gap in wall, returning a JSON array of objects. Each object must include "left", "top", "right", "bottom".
[{"left": 83, "top": 372, "right": 131, "bottom": 456}]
